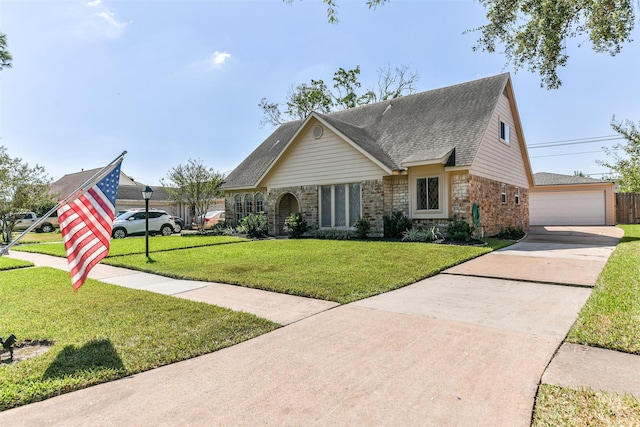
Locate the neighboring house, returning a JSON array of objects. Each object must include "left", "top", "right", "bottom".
[
  {"left": 530, "top": 172, "right": 616, "bottom": 226},
  {"left": 221, "top": 73, "right": 534, "bottom": 237},
  {"left": 49, "top": 168, "right": 190, "bottom": 220}
]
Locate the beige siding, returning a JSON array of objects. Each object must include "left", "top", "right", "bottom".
[
  {"left": 264, "top": 124, "right": 386, "bottom": 188},
  {"left": 470, "top": 93, "right": 530, "bottom": 188}
]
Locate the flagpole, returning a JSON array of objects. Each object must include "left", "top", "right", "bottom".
[{"left": 0, "top": 151, "right": 127, "bottom": 256}]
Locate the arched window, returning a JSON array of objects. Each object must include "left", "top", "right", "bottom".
[
  {"left": 245, "top": 194, "right": 253, "bottom": 215},
  {"left": 234, "top": 194, "right": 243, "bottom": 225},
  {"left": 255, "top": 193, "right": 264, "bottom": 213}
]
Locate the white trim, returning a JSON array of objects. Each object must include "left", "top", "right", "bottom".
[
  {"left": 409, "top": 169, "right": 448, "bottom": 219},
  {"left": 401, "top": 148, "right": 455, "bottom": 168},
  {"left": 256, "top": 113, "right": 393, "bottom": 186},
  {"left": 318, "top": 183, "right": 362, "bottom": 229}
]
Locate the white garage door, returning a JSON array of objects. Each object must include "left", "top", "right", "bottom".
[{"left": 530, "top": 191, "right": 606, "bottom": 225}]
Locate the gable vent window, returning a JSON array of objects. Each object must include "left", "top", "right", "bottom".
[
  {"left": 313, "top": 125, "right": 323, "bottom": 139},
  {"left": 500, "top": 121, "right": 511, "bottom": 144}
]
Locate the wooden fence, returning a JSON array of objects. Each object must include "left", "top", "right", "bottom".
[{"left": 616, "top": 193, "right": 640, "bottom": 224}]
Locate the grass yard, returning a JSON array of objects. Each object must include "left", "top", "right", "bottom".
[
  {"left": 533, "top": 224, "right": 640, "bottom": 425},
  {"left": 566, "top": 224, "right": 640, "bottom": 354},
  {"left": 14, "top": 235, "right": 246, "bottom": 257},
  {"left": 102, "top": 239, "right": 495, "bottom": 303},
  {"left": 0, "top": 257, "right": 33, "bottom": 270},
  {"left": 0, "top": 267, "right": 279, "bottom": 411},
  {"left": 533, "top": 384, "right": 640, "bottom": 426}
]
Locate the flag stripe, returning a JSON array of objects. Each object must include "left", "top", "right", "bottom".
[{"left": 58, "top": 159, "right": 122, "bottom": 291}]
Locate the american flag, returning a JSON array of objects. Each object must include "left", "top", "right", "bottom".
[{"left": 58, "top": 160, "right": 122, "bottom": 291}]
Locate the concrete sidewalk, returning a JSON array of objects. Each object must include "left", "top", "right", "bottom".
[
  {"left": 6, "top": 251, "right": 338, "bottom": 326},
  {"left": 2, "top": 226, "right": 637, "bottom": 425}
]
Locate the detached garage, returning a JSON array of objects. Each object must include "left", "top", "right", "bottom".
[{"left": 530, "top": 172, "right": 616, "bottom": 226}]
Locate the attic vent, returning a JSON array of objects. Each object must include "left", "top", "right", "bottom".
[{"left": 313, "top": 125, "right": 323, "bottom": 139}]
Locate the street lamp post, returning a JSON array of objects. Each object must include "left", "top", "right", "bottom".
[{"left": 142, "top": 186, "right": 154, "bottom": 258}]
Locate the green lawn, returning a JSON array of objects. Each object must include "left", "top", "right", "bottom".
[
  {"left": 102, "top": 239, "right": 494, "bottom": 303},
  {"left": 0, "top": 257, "right": 33, "bottom": 270},
  {"left": 0, "top": 267, "right": 278, "bottom": 411},
  {"left": 14, "top": 235, "right": 246, "bottom": 257},
  {"left": 533, "top": 384, "right": 640, "bottom": 426},
  {"left": 566, "top": 224, "right": 640, "bottom": 354},
  {"left": 533, "top": 224, "right": 640, "bottom": 424}
]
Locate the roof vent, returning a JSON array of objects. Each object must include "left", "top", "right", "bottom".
[{"left": 313, "top": 125, "right": 323, "bottom": 139}]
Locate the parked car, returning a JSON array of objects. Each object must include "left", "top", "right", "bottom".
[
  {"left": 171, "top": 216, "right": 185, "bottom": 233},
  {"left": 191, "top": 211, "right": 225, "bottom": 230},
  {"left": 8, "top": 212, "right": 59, "bottom": 233},
  {"left": 111, "top": 210, "right": 176, "bottom": 239}
]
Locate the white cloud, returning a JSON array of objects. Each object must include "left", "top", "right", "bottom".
[
  {"left": 86, "top": 0, "right": 102, "bottom": 6},
  {"left": 210, "top": 51, "right": 231, "bottom": 68},
  {"left": 92, "top": 11, "right": 132, "bottom": 38}
]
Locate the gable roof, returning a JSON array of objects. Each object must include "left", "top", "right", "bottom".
[
  {"left": 222, "top": 73, "right": 511, "bottom": 189},
  {"left": 50, "top": 169, "right": 173, "bottom": 202},
  {"left": 533, "top": 172, "right": 613, "bottom": 186}
]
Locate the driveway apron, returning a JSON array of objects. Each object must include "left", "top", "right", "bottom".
[{"left": 1, "top": 226, "right": 622, "bottom": 426}]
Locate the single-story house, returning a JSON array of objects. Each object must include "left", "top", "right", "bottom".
[
  {"left": 50, "top": 168, "right": 191, "bottom": 220},
  {"left": 530, "top": 172, "right": 616, "bottom": 225},
  {"left": 221, "top": 73, "right": 534, "bottom": 237}
]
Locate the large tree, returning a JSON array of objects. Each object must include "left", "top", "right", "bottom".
[
  {"left": 259, "top": 64, "right": 418, "bottom": 127},
  {"left": 285, "top": 0, "right": 636, "bottom": 89},
  {"left": 0, "top": 146, "right": 54, "bottom": 243},
  {"left": 161, "top": 159, "right": 225, "bottom": 230},
  {"left": 0, "top": 32, "right": 12, "bottom": 71},
  {"left": 599, "top": 118, "right": 640, "bottom": 192}
]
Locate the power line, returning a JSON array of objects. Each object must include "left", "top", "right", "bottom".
[
  {"left": 530, "top": 150, "right": 605, "bottom": 159},
  {"left": 528, "top": 135, "right": 623, "bottom": 149}
]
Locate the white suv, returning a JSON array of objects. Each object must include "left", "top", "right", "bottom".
[{"left": 111, "top": 210, "right": 176, "bottom": 239}]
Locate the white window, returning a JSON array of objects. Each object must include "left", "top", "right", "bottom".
[
  {"left": 501, "top": 183, "right": 507, "bottom": 204},
  {"left": 244, "top": 194, "right": 253, "bottom": 215},
  {"left": 500, "top": 121, "right": 510, "bottom": 144},
  {"left": 515, "top": 187, "right": 520, "bottom": 205},
  {"left": 319, "top": 183, "right": 361, "bottom": 228},
  {"left": 255, "top": 193, "right": 264, "bottom": 213},
  {"left": 234, "top": 194, "right": 243, "bottom": 224},
  {"left": 416, "top": 177, "right": 440, "bottom": 211}
]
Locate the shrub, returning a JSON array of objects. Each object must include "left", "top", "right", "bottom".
[
  {"left": 310, "top": 229, "right": 352, "bottom": 240},
  {"left": 401, "top": 226, "right": 443, "bottom": 242},
  {"left": 209, "top": 221, "right": 236, "bottom": 236},
  {"left": 496, "top": 226, "right": 525, "bottom": 240},
  {"left": 283, "top": 213, "right": 308, "bottom": 238},
  {"left": 353, "top": 216, "right": 371, "bottom": 239},
  {"left": 447, "top": 216, "right": 474, "bottom": 242},
  {"left": 383, "top": 211, "right": 412, "bottom": 238},
  {"left": 240, "top": 212, "right": 268, "bottom": 238}
]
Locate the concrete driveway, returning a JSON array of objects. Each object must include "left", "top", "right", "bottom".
[{"left": 1, "top": 226, "right": 622, "bottom": 426}]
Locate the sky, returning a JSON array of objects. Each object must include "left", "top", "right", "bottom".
[{"left": 1, "top": 0, "right": 639, "bottom": 186}]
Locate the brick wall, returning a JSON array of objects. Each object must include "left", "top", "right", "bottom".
[
  {"left": 266, "top": 186, "right": 318, "bottom": 235},
  {"left": 383, "top": 176, "right": 409, "bottom": 216},
  {"left": 468, "top": 174, "right": 529, "bottom": 236}
]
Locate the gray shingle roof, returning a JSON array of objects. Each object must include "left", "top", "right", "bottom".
[
  {"left": 116, "top": 185, "right": 173, "bottom": 201},
  {"left": 533, "top": 172, "right": 612, "bottom": 186},
  {"left": 50, "top": 169, "right": 173, "bottom": 201},
  {"left": 222, "top": 73, "right": 510, "bottom": 189}
]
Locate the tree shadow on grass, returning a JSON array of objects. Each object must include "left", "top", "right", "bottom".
[{"left": 43, "top": 339, "right": 124, "bottom": 379}]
